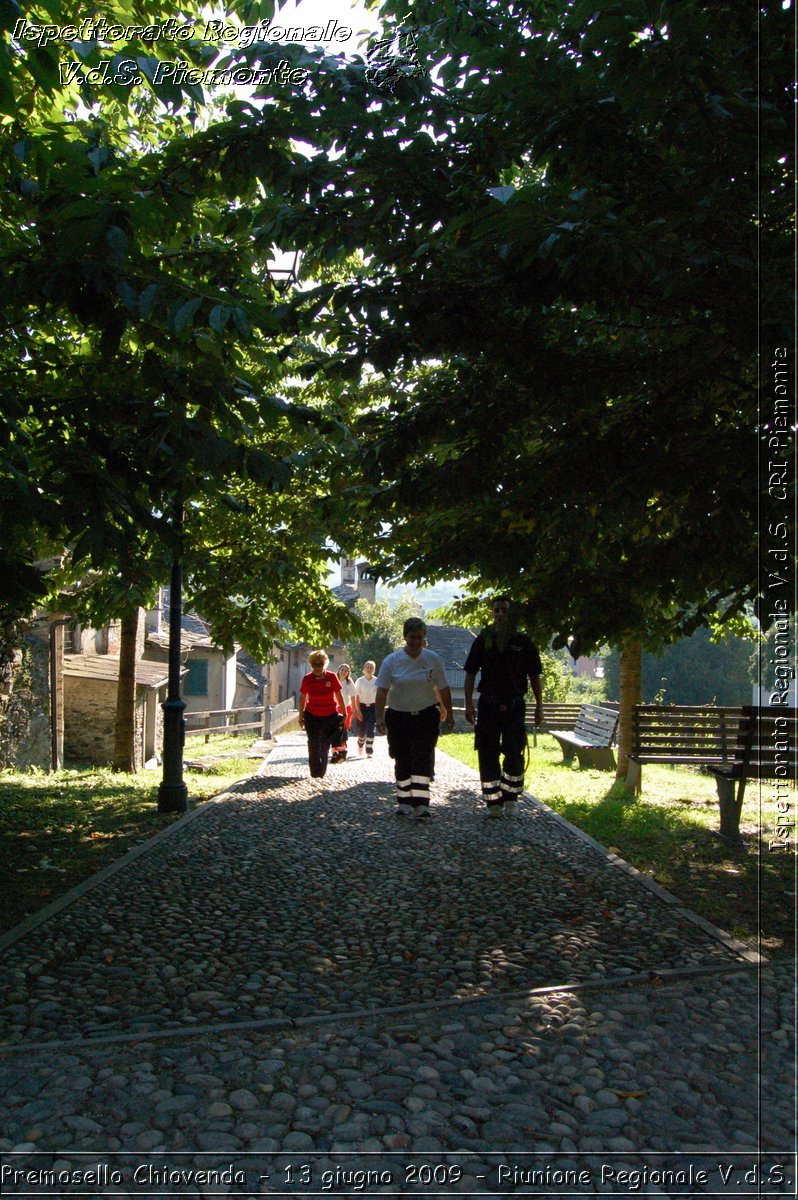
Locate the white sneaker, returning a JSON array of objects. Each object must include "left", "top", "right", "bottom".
[{"left": 504, "top": 800, "right": 519, "bottom": 818}]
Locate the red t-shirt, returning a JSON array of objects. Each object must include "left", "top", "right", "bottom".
[{"left": 300, "top": 671, "right": 342, "bottom": 717}]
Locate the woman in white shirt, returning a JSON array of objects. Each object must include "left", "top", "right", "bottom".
[
  {"left": 354, "top": 660, "right": 378, "bottom": 757},
  {"left": 331, "top": 663, "right": 357, "bottom": 763},
  {"left": 375, "top": 618, "right": 454, "bottom": 820}
]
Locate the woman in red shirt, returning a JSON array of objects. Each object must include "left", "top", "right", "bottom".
[{"left": 298, "top": 650, "right": 347, "bottom": 779}]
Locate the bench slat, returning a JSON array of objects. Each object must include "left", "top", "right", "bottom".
[
  {"left": 550, "top": 704, "right": 619, "bottom": 770},
  {"left": 628, "top": 705, "right": 796, "bottom": 842}
]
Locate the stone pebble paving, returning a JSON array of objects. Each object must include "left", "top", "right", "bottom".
[{"left": 0, "top": 735, "right": 793, "bottom": 1194}]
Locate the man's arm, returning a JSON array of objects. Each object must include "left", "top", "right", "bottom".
[
  {"left": 464, "top": 671, "right": 477, "bottom": 724},
  {"left": 530, "top": 674, "right": 543, "bottom": 725},
  {"left": 462, "top": 634, "right": 482, "bottom": 725}
]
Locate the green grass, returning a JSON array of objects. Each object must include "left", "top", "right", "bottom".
[
  {"left": 0, "top": 740, "right": 261, "bottom": 936},
  {"left": 183, "top": 730, "right": 263, "bottom": 757},
  {"left": 441, "top": 731, "right": 796, "bottom": 959}
]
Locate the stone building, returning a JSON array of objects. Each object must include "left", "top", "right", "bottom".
[
  {"left": 62, "top": 654, "right": 173, "bottom": 769},
  {"left": 264, "top": 560, "right": 378, "bottom": 707},
  {"left": 142, "top": 591, "right": 238, "bottom": 719},
  {"left": 0, "top": 619, "right": 52, "bottom": 771}
]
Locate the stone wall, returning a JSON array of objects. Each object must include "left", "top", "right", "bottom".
[
  {"left": 64, "top": 677, "right": 146, "bottom": 767},
  {"left": 0, "top": 630, "right": 51, "bottom": 771}
]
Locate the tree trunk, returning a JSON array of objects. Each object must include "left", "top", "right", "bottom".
[
  {"left": 615, "top": 640, "right": 642, "bottom": 783},
  {"left": 113, "top": 609, "right": 140, "bottom": 773}
]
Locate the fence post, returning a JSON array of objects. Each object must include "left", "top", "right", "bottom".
[
  {"left": 204, "top": 713, "right": 210, "bottom": 744},
  {"left": 262, "top": 705, "right": 271, "bottom": 738},
  {"left": 232, "top": 710, "right": 239, "bottom": 738}
]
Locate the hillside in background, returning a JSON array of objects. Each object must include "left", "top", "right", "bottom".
[{"left": 377, "top": 581, "right": 465, "bottom": 616}]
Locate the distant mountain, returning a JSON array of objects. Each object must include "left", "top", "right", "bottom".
[
  {"left": 324, "top": 559, "right": 466, "bottom": 619},
  {"left": 377, "top": 581, "right": 465, "bottom": 617}
]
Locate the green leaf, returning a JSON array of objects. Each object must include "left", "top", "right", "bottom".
[
  {"left": 174, "top": 297, "right": 202, "bottom": 334},
  {"left": 106, "top": 225, "right": 128, "bottom": 258},
  {"left": 231, "top": 306, "right": 251, "bottom": 339},
  {"left": 0, "top": 0, "right": 21, "bottom": 33},
  {"left": 139, "top": 284, "right": 160, "bottom": 317},
  {"left": 26, "top": 46, "right": 61, "bottom": 90},
  {"left": 209, "top": 304, "right": 230, "bottom": 334}
]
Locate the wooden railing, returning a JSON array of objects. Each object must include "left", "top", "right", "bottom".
[
  {"left": 184, "top": 704, "right": 266, "bottom": 742},
  {"left": 184, "top": 698, "right": 299, "bottom": 741},
  {"left": 269, "top": 696, "right": 298, "bottom": 732}
]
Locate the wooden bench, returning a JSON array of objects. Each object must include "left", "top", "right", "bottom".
[
  {"left": 710, "top": 707, "right": 797, "bottom": 841},
  {"left": 625, "top": 705, "right": 745, "bottom": 793},
  {"left": 526, "top": 701, "right": 582, "bottom": 732},
  {"left": 526, "top": 702, "right": 580, "bottom": 747},
  {"left": 549, "top": 703, "right": 620, "bottom": 770},
  {"left": 525, "top": 701, "right": 618, "bottom": 746}
]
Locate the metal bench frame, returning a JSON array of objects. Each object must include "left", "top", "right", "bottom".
[{"left": 710, "top": 706, "right": 797, "bottom": 841}]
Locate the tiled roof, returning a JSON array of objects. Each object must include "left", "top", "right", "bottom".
[
  {"left": 159, "top": 588, "right": 213, "bottom": 638},
  {"left": 63, "top": 654, "right": 184, "bottom": 689},
  {"left": 145, "top": 629, "right": 216, "bottom": 652},
  {"left": 236, "top": 649, "right": 264, "bottom": 691},
  {"left": 424, "top": 626, "right": 476, "bottom": 671},
  {"left": 330, "top": 583, "right": 360, "bottom": 607}
]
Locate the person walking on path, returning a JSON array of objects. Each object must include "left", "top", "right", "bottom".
[
  {"left": 298, "top": 651, "right": 348, "bottom": 779},
  {"left": 331, "top": 663, "right": 357, "bottom": 763},
  {"left": 464, "top": 597, "right": 543, "bottom": 818},
  {"left": 354, "top": 660, "right": 378, "bottom": 757},
  {"left": 375, "top": 617, "right": 454, "bottom": 819}
]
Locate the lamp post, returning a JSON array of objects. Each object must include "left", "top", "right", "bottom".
[
  {"left": 158, "top": 506, "right": 188, "bottom": 813},
  {"left": 156, "top": 247, "right": 301, "bottom": 812}
]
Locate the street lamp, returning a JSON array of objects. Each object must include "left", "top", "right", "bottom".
[
  {"left": 157, "top": 247, "right": 302, "bottom": 813},
  {"left": 158, "top": 503, "right": 188, "bottom": 813},
  {"left": 261, "top": 246, "right": 302, "bottom": 288}
]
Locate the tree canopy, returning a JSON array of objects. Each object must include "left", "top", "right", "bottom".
[
  {"left": 604, "top": 627, "right": 757, "bottom": 707},
  {"left": 305, "top": 0, "right": 791, "bottom": 655},
  {"left": 1, "top": 0, "right": 792, "bottom": 672},
  {"left": 0, "top": 0, "right": 360, "bottom": 653}
]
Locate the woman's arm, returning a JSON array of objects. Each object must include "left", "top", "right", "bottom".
[
  {"left": 438, "top": 686, "right": 455, "bottom": 730},
  {"left": 375, "top": 686, "right": 389, "bottom": 732}
]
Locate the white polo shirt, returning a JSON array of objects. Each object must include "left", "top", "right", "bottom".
[
  {"left": 376, "top": 648, "right": 448, "bottom": 712},
  {"left": 355, "top": 675, "right": 379, "bottom": 705}
]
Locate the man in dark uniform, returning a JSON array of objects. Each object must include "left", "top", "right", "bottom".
[{"left": 463, "top": 597, "right": 543, "bottom": 818}]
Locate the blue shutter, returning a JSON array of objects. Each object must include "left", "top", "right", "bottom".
[{"left": 183, "top": 658, "right": 209, "bottom": 697}]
